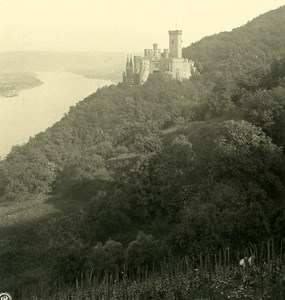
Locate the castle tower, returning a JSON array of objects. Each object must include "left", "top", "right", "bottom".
[
  {"left": 126, "top": 54, "right": 134, "bottom": 77},
  {"left": 153, "top": 43, "right": 158, "bottom": 52},
  {"left": 169, "top": 30, "right": 182, "bottom": 58}
]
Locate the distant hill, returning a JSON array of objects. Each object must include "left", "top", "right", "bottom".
[
  {"left": 0, "top": 51, "right": 126, "bottom": 82},
  {"left": 183, "top": 5, "right": 285, "bottom": 79}
]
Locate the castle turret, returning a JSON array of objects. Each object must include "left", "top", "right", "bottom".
[
  {"left": 129, "top": 55, "right": 133, "bottom": 68},
  {"left": 144, "top": 49, "right": 152, "bottom": 58},
  {"left": 126, "top": 54, "right": 134, "bottom": 77},
  {"left": 169, "top": 30, "right": 182, "bottom": 58},
  {"left": 123, "top": 54, "right": 135, "bottom": 84},
  {"left": 163, "top": 49, "right": 169, "bottom": 58}
]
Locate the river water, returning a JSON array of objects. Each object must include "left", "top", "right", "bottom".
[{"left": 0, "top": 72, "right": 112, "bottom": 158}]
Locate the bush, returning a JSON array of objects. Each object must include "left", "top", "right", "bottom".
[{"left": 126, "top": 232, "right": 164, "bottom": 269}]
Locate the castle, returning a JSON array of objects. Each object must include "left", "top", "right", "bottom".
[{"left": 123, "top": 30, "right": 195, "bottom": 85}]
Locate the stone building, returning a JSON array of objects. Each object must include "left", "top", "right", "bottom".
[{"left": 123, "top": 30, "right": 195, "bottom": 85}]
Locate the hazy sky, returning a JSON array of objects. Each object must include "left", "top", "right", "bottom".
[{"left": 0, "top": 0, "right": 284, "bottom": 53}]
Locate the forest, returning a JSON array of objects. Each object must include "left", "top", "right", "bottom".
[{"left": 0, "top": 5, "right": 285, "bottom": 299}]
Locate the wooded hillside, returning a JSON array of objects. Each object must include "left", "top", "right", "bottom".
[{"left": 0, "top": 6, "right": 284, "bottom": 297}]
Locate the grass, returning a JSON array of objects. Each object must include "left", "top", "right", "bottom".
[
  {"left": 0, "top": 197, "right": 59, "bottom": 229},
  {"left": 15, "top": 239, "right": 285, "bottom": 300},
  {"left": 161, "top": 119, "right": 221, "bottom": 152}
]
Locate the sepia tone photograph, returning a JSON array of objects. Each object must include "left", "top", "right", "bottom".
[{"left": 0, "top": 0, "right": 285, "bottom": 299}]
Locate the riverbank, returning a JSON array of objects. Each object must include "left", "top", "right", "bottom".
[
  {"left": 0, "top": 71, "right": 112, "bottom": 158},
  {"left": 0, "top": 72, "right": 43, "bottom": 98},
  {"left": 70, "top": 67, "right": 122, "bottom": 84}
]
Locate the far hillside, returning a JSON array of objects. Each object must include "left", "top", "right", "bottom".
[
  {"left": 183, "top": 5, "right": 285, "bottom": 85},
  {"left": 0, "top": 51, "right": 126, "bottom": 82}
]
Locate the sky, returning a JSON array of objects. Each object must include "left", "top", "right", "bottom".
[{"left": 0, "top": 0, "right": 285, "bottom": 53}]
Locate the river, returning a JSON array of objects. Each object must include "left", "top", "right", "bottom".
[{"left": 0, "top": 72, "right": 112, "bottom": 158}]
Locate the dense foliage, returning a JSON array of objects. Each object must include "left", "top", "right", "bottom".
[
  {"left": 0, "top": 5, "right": 285, "bottom": 297},
  {"left": 183, "top": 6, "right": 285, "bottom": 83}
]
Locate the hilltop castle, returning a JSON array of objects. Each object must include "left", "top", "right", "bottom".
[{"left": 123, "top": 30, "right": 195, "bottom": 85}]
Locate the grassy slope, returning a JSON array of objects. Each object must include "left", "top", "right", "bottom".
[{"left": 0, "top": 198, "right": 58, "bottom": 229}]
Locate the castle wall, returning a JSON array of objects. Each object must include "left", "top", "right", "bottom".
[
  {"left": 160, "top": 58, "right": 170, "bottom": 72},
  {"left": 169, "top": 58, "right": 191, "bottom": 80},
  {"left": 139, "top": 58, "right": 150, "bottom": 84},
  {"left": 150, "top": 59, "right": 160, "bottom": 73},
  {"left": 134, "top": 56, "right": 142, "bottom": 74}
]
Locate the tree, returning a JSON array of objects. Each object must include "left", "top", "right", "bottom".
[
  {"left": 4, "top": 146, "right": 56, "bottom": 201},
  {"left": 55, "top": 151, "right": 109, "bottom": 198},
  {"left": 239, "top": 87, "right": 285, "bottom": 147},
  {"left": 116, "top": 121, "right": 162, "bottom": 154},
  {"left": 85, "top": 240, "right": 125, "bottom": 277},
  {"left": 0, "top": 162, "right": 9, "bottom": 199},
  {"left": 83, "top": 190, "right": 131, "bottom": 242},
  {"left": 126, "top": 232, "right": 164, "bottom": 269},
  {"left": 131, "top": 135, "right": 195, "bottom": 220}
]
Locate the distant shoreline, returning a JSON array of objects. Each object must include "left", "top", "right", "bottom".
[
  {"left": 0, "top": 70, "right": 117, "bottom": 99},
  {"left": 0, "top": 51, "right": 126, "bottom": 87},
  {"left": 0, "top": 72, "right": 43, "bottom": 98},
  {"left": 69, "top": 69, "right": 121, "bottom": 84}
]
